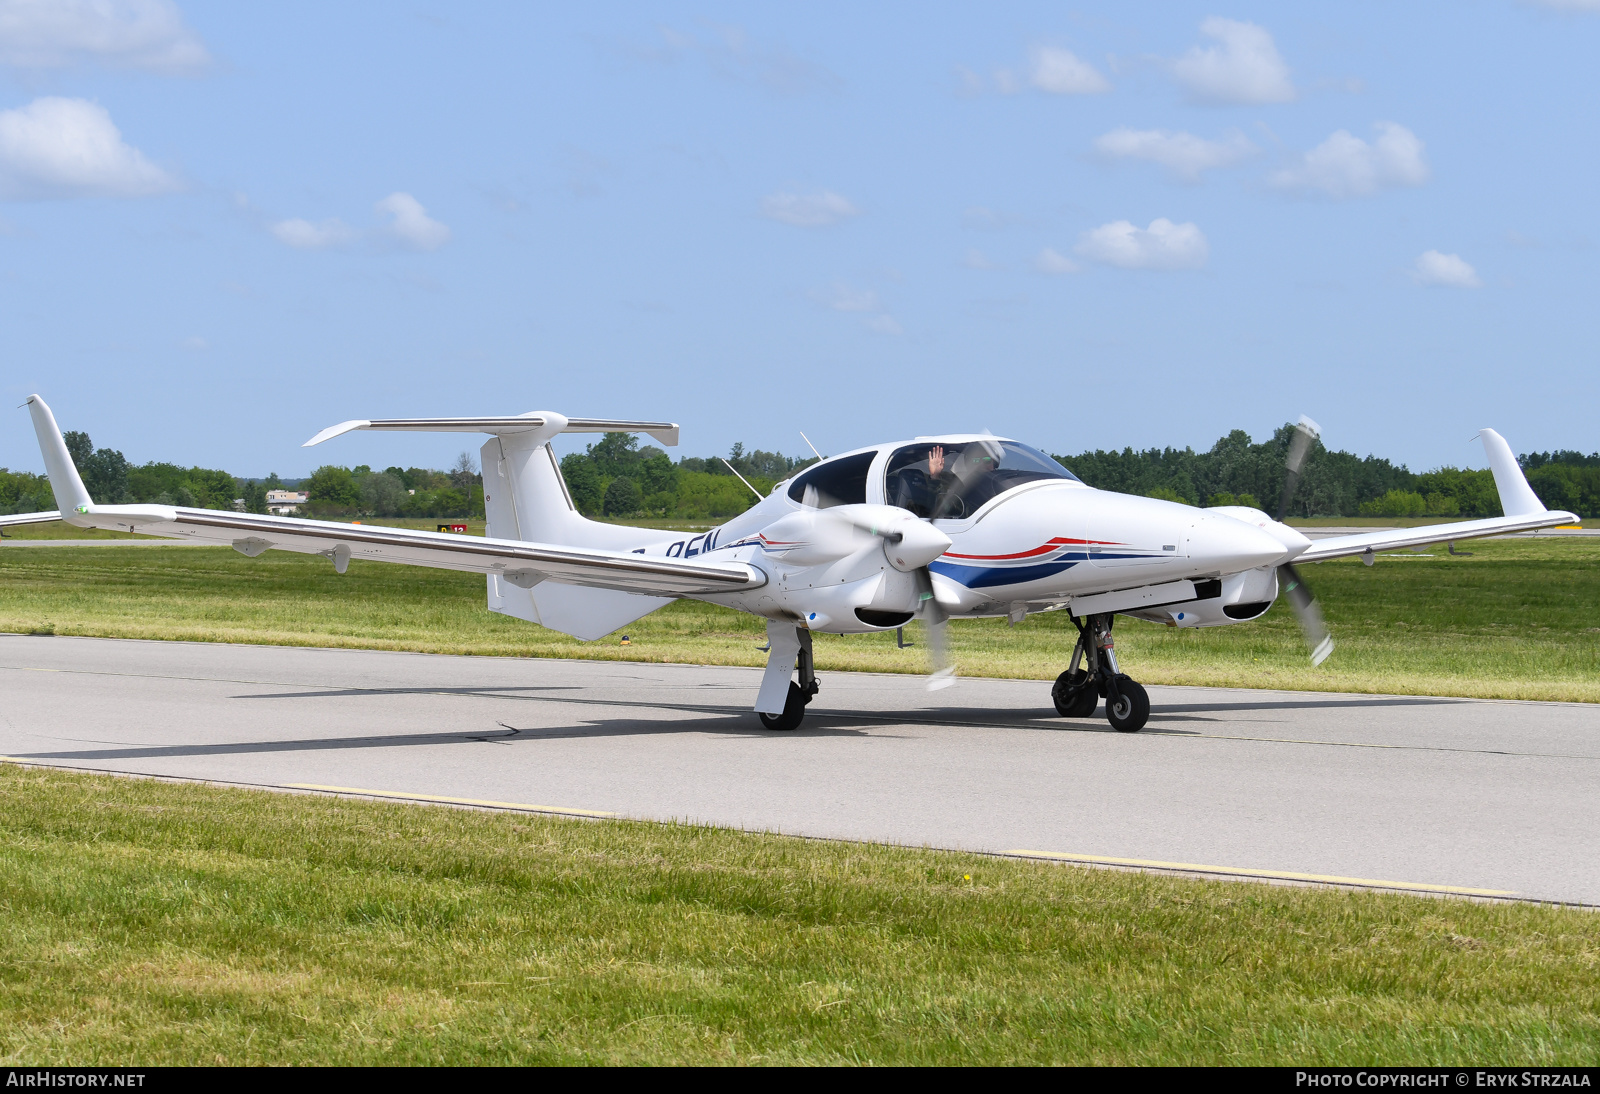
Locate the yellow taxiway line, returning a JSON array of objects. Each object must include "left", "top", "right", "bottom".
[
  {"left": 0, "top": 758, "right": 1522, "bottom": 897},
  {"left": 285, "top": 783, "right": 616, "bottom": 818},
  {"left": 1006, "top": 849, "right": 1516, "bottom": 897}
]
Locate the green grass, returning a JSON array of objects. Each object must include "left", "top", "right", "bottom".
[
  {"left": 1, "top": 764, "right": 1596, "bottom": 1065},
  {"left": 2, "top": 534, "right": 1597, "bottom": 701}
]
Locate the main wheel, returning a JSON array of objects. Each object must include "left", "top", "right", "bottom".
[
  {"left": 1052, "top": 670, "right": 1099, "bottom": 718},
  {"left": 1105, "top": 677, "right": 1149, "bottom": 733},
  {"left": 758, "top": 681, "right": 808, "bottom": 731}
]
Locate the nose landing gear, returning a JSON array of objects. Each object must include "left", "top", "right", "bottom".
[{"left": 1051, "top": 613, "right": 1150, "bottom": 732}]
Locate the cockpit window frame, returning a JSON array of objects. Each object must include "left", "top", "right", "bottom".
[
  {"left": 882, "top": 439, "right": 1078, "bottom": 520},
  {"left": 786, "top": 449, "right": 880, "bottom": 510}
]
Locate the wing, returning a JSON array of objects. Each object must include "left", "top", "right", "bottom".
[
  {"left": 1295, "top": 510, "right": 1577, "bottom": 563},
  {"left": 0, "top": 510, "right": 62, "bottom": 529},
  {"left": 1294, "top": 427, "right": 1578, "bottom": 562},
  {"left": 41, "top": 504, "right": 764, "bottom": 597}
]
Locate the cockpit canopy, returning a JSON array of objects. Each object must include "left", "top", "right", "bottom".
[
  {"left": 884, "top": 439, "right": 1078, "bottom": 519},
  {"left": 785, "top": 438, "right": 1078, "bottom": 517}
]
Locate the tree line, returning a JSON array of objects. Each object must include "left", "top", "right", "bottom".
[
  {"left": 1056, "top": 425, "right": 1600, "bottom": 519},
  {"left": 303, "top": 458, "right": 483, "bottom": 519},
  {"left": 557, "top": 434, "right": 817, "bottom": 520},
  {"left": 1, "top": 426, "right": 1597, "bottom": 522}
]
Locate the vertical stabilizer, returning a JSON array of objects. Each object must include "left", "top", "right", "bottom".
[
  {"left": 1477, "top": 428, "right": 1546, "bottom": 518},
  {"left": 25, "top": 395, "right": 91, "bottom": 517},
  {"left": 480, "top": 426, "right": 671, "bottom": 638},
  {"left": 497, "top": 425, "right": 587, "bottom": 543}
]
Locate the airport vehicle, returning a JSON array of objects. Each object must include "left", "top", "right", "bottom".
[{"left": 2, "top": 396, "right": 1577, "bottom": 732}]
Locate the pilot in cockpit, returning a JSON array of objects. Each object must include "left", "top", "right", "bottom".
[{"left": 887, "top": 441, "right": 1000, "bottom": 519}]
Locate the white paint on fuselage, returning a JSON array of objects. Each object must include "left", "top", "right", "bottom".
[{"left": 626, "top": 435, "right": 1295, "bottom": 633}]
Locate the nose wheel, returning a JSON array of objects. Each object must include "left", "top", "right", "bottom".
[{"left": 1053, "top": 615, "right": 1150, "bottom": 732}]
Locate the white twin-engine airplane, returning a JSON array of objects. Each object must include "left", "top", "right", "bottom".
[{"left": 5, "top": 396, "right": 1578, "bottom": 732}]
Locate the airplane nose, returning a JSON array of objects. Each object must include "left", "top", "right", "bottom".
[{"left": 1187, "top": 512, "right": 1291, "bottom": 572}]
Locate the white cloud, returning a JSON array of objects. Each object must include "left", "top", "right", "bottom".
[
  {"left": 271, "top": 193, "right": 452, "bottom": 251},
  {"left": 1029, "top": 46, "right": 1110, "bottom": 95},
  {"left": 963, "top": 248, "right": 995, "bottom": 270},
  {"left": 1270, "top": 122, "right": 1429, "bottom": 199},
  {"left": 1034, "top": 247, "right": 1079, "bottom": 274},
  {"left": 1172, "top": 17, "right": 1294, "bottom": 105},
  {"left": 270, "top": 217, "right": 354, "bottom": 250},
  {"left": 762, "top": 189, "right": 859, "bottom": 227},
  {"left": 0, "top": 97, "right": 176, "bottom": 199},
  {"left": 641, "top": 24, "right": 837, "bottom": 96},
  {"left": 954, "top": 65, "right": 984, "bottom": 96},
  {"left": 1075, "top": 218, "right": 1208, "bottom": 271},
  {"left": 1412, "top": 250, "right": 1481, "bottom": 288},
  {"left": 815, "top": 283, "right": 880, "bottom": 312},
  {"left": 0, "top": 0, "right": 209, "bottom": 72},
  {"left": 376, "top": 191, "right": 451, "bottom": 250},
  {"left": 1093, "top": 127, "right": 1257, "bottom": 182},
  {"left": 812, "top": 282, "right": 901, "bottom": 334}
]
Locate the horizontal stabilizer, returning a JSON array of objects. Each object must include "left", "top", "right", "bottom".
[{"left": 305, "top": 414, "right": 679, "bottom": 448}]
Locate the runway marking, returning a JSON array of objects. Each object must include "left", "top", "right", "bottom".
[
  {"left": 284, "top": 783, "right": 617, "bottom": 819},
  {"left": 1005, "top": 849, "right": 1516, "bottom": 897}
]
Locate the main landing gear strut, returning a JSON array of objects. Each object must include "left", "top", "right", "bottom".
[
  {"left": 755, "top": 621, "right": 819, "bottom": 731},
  {"left": 1051, "top": 613, "right": 1150, "bottom": 732}
]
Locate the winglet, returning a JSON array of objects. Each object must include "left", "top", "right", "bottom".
[
  {"left": 1476, "top": 428, "right": 1546, "bottom": 518},
  {"left": 23, "top": 395, "right": 91, "bottom": 516},
  {"left": 303, "top": 420, "right": 371, "bottom": 447}
]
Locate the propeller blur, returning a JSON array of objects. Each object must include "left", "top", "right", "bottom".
[{"left": 4, "top": 397, "right": 1578, "bottom": 734}]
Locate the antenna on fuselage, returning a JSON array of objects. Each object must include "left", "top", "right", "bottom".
[
  {"left": 721, "top": 458, "right": 763, "bottom": 500},
  {"left": 799, "top": 431, "right": 823, "bottom": 460}
]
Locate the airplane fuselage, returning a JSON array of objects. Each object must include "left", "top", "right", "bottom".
[{"left": 623, "top": 434, "right": 1299, "bottom": 634}]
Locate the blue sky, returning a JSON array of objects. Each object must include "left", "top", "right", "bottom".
[{"left": 1, "top": 1, "right": 1597, "bottom": 477}]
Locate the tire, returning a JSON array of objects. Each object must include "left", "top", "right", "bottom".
[
  {"left": 758, "top": 681, "right": 808, "bottom": 731},
  {"left": 1051, "top": 670, "right": 1099, "bottom": 718},
  {"left": 1105, "top": 677, "right": 1149, "bottom": 733}
]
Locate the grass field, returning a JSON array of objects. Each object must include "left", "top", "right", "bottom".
[
  {"left": 1, "top": 763, "right": 1596, "bottom": 1066},
  {"left": 2, "top": 531, "right": 1597, "bottom": 701}
]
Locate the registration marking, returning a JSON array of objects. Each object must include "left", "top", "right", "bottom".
[
  {"left": 1005, "top": 849, "right": 1516, "bottom": 897},
  {"left": 285, "top": 783, "right": 617, "bottom": 818}
]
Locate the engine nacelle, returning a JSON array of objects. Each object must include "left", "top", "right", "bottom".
[
  {"left": 778, "top": 566, "right": 924, "bottom": 633},
  {"left": 1125, "top": 566, "right": 1279, "bottom": 628},
  {"left": 749, "top": 504, "right": 949, "bottom": 633}
]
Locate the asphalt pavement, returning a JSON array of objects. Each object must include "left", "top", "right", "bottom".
[{"left": 2, "top": 634, "right": 1596, "bottom": 904}]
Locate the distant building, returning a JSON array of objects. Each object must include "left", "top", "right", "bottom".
[{"left": 266, "top": 489, "right": 308, "bottom": 515}]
